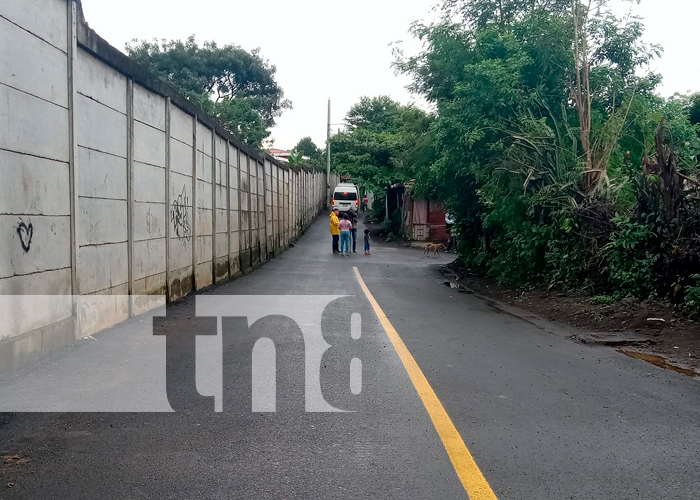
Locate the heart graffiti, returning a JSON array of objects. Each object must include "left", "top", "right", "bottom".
[{"left": 17, "top": 219, "right": 33, "bottom": 252}]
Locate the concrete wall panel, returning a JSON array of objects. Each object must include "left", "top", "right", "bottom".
[
  {"left": 229, "top": 145, "right": 239, "bottom": 178},
  {"left": 77, "top": 283, "right": 129, "bottom": 337},
  {"left": 196, "top": 151, "right": 213, "bottom": 183},
  {"left": 78, "top": 242, "right": 128, "bottom": 294},
  {"left": 169, "top": 172, "right": 192, "bottom": 204},
  {"left": 196, "top": 123, "right": 212, "bottom": 157},
  {"left": 195, "top": 180, "right": 213, "bottom": 210},
  {"left": 216, "top": 208, "right": 227, "bottom": 234},
  {"left": 170, "top": 140, "right": 193, "bottom": 176},
  {"left": 133, "top": 202, "right": 166, "bottom": 241},
  {"left": 133, "top": 121, "right": 165, "bottom": 167},
  {"left": 133, "top": 84, "right": 165, "bottom": 130},
  {"left": 132, "top": 273, "right": 167, "bottom": 316},
  {"left": 133, "top": 273, "right": 167, "bottom": 297},
  {"left": 168, "top": 236, "right": 192, "bottom": 273},
  {"left": 195, "top": 235, "right": 213, "bottom": 264},
  {"left": 0, "top": 268, "right": 72, "bottom": 342},
  {"left": 134, "top": 162, "right": 165, "bottom": 203},
  {"left": 75, "top": 93, "right": 127, "bottom": 156},
  {"left": 215, "top": 160, "right": 226, "bottom": 191},
  {"left": 215, "top": 135, "right": 227, "bottom": 158},
  {"left": 169, "top": 266, "right": 193, "bottom": 302},
  {"left": 240, "top": 189, "right": 250, "bottom": 214},
  {"left": 230, "top": 209, "right": 240, "bottom": 232},
  {"left": 76, "top": 51, "right": 127, "bottom": 112},
  {"left": 195, "top": 262, "right": 213, "bottom": 289},
  {"left": 229, "top": 230, "right": 240, "bottom": 253},
  {"left": 0, "top": 150, "right": 70, "bottom": 215},
  {"left": 230, "top": 184, "right": 239, "bottom": 208},
  {"left": 0, "top": 17, "right": 68, "bottom": 107},
  {"left": 0, "top": 0, "right": 68, "bottom": 51},
  {"left": 229, "top": 164, "right": 239, "bottom": 189},
  {"left": 196, "top": 208, "right": 213, "bottom": 236},
  {"left": 216, "top": 185, "right": 227, "bottom": 211},
  {"left": 0, "top": 84, "right": 69, "bottom": 162},
  {"left": 78, "top": 147, "right": 127, "bottom": 200},
  {"left": 78, "top": 198, "right": 127, "bottom": 245},
  {"left": 170, "top": 106, "right": 193, "bottom": 145},
  {"left": 133, "top": 238, "right": 166, "bottom": 280},
  {"left": 0, "top": 215, "right": 71, "bottom": 279},
  {"left": 215, "top": 235, "right": 228, "bottom": 260}
]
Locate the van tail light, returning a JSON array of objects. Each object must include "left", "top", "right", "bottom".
[
  {"left": 356, "top": 200, "right": 359, "bottom": 208},
  {"left": 332, "top": 198, "right": 335, "bottom": 205}
]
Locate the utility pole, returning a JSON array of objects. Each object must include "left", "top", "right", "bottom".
[{"left": 326, "top": 98, "right": 331, "bottom": 209}]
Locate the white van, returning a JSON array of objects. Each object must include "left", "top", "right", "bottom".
[{"left": 332, "top": 183, "right": 359, "bottom": 214}]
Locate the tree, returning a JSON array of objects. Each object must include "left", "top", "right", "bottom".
[
  {"left": 570, "top": 1, "right": 657, "bottom": 194},
  {"left": 287, "top": 150, "right": 304, "bottom": 166},
  {"left": 293, "top": 137, "right": 322, "bottom": 160},
  {"left": 689, "top": 93, "right": 700, "bottom": 128},
  {"left": 345, "top": 96, "right": 404, "bottom": 133},
  {"left": 329, "top": 96, "right": 432, "bottom": 192},
  {"left": 126, "top": 36, "right": 291, "bottom": 148},
  {"left": 394, "top": 0, "right": 700, "bottom": 298},
  {"left": 442, "top": 0, "right": 570, "bottom": 29}
]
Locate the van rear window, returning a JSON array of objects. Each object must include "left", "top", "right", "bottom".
[{"left": 334, "top": 191, "right": 357, "bottom": 201}]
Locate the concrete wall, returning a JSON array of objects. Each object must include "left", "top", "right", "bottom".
[
  {"left": 0, "top": 0, "right": 74, "bottom": 371},
  {"left": 0, "top": 0, "right": 332, "bottom": 374}
]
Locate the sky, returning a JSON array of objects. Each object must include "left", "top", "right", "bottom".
[{"left": 81, "top": 0, "right": 699, "bottom": 151}]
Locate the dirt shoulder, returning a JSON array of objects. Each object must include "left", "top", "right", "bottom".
[{"left": 441, "top": 261, "right": 700, "bottom": 378}]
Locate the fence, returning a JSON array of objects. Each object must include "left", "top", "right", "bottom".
[{"left": 0, "top": 0, "right": 338, "bottom": 373}]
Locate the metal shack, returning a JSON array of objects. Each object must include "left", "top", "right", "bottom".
[{"left": 401, "top": 183, "right": 449, "bottom": 243}]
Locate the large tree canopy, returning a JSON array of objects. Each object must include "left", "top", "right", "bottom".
[
  {"left": 126, "top": 36, "right": 291, "bottom": 148},
  {"left": 293, "top": 137, "right": 322, "bottom": 160},
  {"left": 330, "top": 96, "right": 434, "bottom": 192}
]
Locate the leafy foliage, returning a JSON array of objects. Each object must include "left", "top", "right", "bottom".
[
  {"left": 329, "top": 96, "right": 435, "bottom": 192},
  {"left": 686, "top": 275, "right": 700, "bottom": 315},
  {"left": 293, "top": 137, "right": 322, "bottom": 160},
  {"left": 126, "top": 36, "right": 291, "bottom": 148},
  {"left": 384, "top": 0, "right": 700, "bottom": 308}
]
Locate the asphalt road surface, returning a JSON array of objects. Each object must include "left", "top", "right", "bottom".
[{"left": 0, "top": 215, "right": 699, "bottom": 499}]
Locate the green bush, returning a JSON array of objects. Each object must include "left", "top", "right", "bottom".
[
  {"left": 603, "top": 215, "right": 658, "bottom": 299},
  {"left": 686, "top": 275, "right": 700, "bottom": 315},
  {"left": 488, "top": 223, "right": 551, "bottom": 285}
]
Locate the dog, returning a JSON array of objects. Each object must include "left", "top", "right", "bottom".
[{"left": 423, "top": 242, "right": 444, "bottom": 257}]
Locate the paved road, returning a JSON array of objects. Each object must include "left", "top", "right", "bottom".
[{"left": 1, "top": 215, "right": 699, "bottom": 499}]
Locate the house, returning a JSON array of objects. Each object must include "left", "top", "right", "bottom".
[
  {"left": 268, "top": 148, "right": 310, "bottom": 163},
  {"left": 269, "top": 148, "right": 291, "bottom": 162}
]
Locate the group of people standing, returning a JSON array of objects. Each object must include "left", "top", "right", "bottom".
[{"left": 330, "top": 208, "right": 371, "bottom": 256}]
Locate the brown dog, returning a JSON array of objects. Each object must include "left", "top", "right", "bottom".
[{"left": 423, "top": 242, "right": 444, "bottom": 257}]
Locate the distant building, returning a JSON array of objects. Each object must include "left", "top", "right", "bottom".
[
  {"left": 269, "top": 148, "right": 291, "bottom": 162},
  {"left": 268, "top": 148, "right": 310, "bottom": 163}
]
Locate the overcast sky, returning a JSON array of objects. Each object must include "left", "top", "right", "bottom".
[{"left": 81, "top": 0, "right": 698, "bottom": 150}]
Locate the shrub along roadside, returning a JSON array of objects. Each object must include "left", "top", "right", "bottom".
[{"left": 390, "top": 0, "right": 700, "bottom": 315}]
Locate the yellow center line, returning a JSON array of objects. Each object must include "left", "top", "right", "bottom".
[{"left": 353, "top": 266, "right": 499, "bottom": 500}]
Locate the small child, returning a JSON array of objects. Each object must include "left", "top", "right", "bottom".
[{"left": 364, "top": 228, "right": 371, "bottom": 255}]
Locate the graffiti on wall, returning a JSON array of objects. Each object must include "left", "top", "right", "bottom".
[
  {"left": 146, "top": 208, "right": 159, "bottom": 235},
  {"left": 171, "top": 186, "right": 191, "bottom": 242},
  {"left": 16, "top": 218, "right": 33, "bottom": 252}
]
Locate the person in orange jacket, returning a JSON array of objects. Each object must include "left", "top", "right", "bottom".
[{"left": 330, "top": 208, "right": 340, "bottom": 254}]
